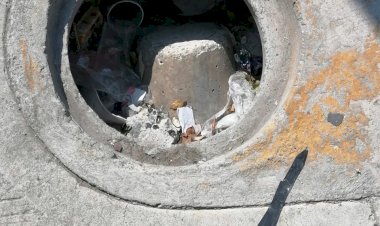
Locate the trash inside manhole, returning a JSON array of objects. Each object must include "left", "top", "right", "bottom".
[{"left": 68, "top": 0, "right": 263, "bottom": 148}]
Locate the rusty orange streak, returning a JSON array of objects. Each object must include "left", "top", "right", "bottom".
[
  {"left": 233, "top": 38, "right": 380, "bottom": 171},
  {"left": 20, "top": 39, "right": 39, "bottom": 92}
]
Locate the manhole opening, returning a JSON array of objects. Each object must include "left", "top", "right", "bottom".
[{"left": 68, "top": 0, "right": 263, "bottom": 148}]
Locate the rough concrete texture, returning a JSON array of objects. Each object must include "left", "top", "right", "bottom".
[
  {"left": 138, "top": 23, "right": 235, "bottom": 122},
  {"left": 0, "top": 0, "right": 379, "bottom": 225}
]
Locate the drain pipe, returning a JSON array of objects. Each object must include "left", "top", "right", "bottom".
[{"left": 107, "top": 0, "right": 144, "bottom": 28}]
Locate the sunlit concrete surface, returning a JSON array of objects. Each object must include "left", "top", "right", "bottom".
[{"left": 0, "top": 0, "right": 379, "bottom": 225}]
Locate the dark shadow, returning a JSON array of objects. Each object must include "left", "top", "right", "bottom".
[
  {"left": 67, "top": 0, "right": 261, "bottom": 85},
  {"left": 356, "top": 0, "right": 380, "bottom": 36},
  {"left": 46, "top": 0, "right": 77, "bottom": 116},
  {"left": 133, "top": 0, "right": 261, "bottom": 85},
  {"left": 258, "top": 149, "right": 309, "bottom": 226}
]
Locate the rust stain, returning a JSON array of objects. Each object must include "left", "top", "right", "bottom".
[
  {"left": 234, "top": 38, "right": 380, "bottom": 171},
  {"left": 20, "top": 39, "right": 40, "bottom": 92},
  {"left": 304, "top": 0, "right": 317, "bottom": 27}
]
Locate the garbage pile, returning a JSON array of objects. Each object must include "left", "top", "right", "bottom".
[{"left": 69, "top": 0, "right": 263, "bottom": 147}]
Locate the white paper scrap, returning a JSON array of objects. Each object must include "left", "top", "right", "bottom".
[{"left": 177, "top": 106, "right": 195, "bottom": 132}]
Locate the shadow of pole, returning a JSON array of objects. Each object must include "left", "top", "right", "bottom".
[
  {"left": 45, "top": 0, "right": 77, "bottom": 116},
  {"left": 258, "top": 148, "right": 309, "bottom": 226}
]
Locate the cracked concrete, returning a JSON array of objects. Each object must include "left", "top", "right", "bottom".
[{"left": 1, "top": 0, "right": 380, "bottom": 225}]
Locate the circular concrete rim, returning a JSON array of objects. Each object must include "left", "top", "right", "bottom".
[
  {"left": 4, "top": 0, "right": 301, "bottom": 207},
  {"left": 63, "top": 0, "right": 294, "bottom": 166}
]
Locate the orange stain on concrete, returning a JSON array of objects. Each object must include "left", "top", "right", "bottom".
[
  {"left": 234, "top": 38, "right": 380, "bottom": 171},
  {"left": 20, "top": 39, "right": 40, "bottom": 92}
]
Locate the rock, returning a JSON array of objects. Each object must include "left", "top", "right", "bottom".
[
  {"left": 137, "top": 23, "right": 235, "bottom": 122},
  {"left": 327, "top": 113, "right": 344, "bottom": 126},
  {"left": 113, "top": 142, "right": 123, "bottom": 152}
]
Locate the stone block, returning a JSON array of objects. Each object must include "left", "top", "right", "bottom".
[{"left": 137, "top": 23, "right": 235, "bottom": 122}]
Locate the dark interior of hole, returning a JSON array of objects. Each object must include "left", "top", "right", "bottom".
[
  {"left": 108, "top": 2, "right": 143, "bottom": 23},
  {"left": 68, "top": 0, "right": 263, "bottom": 145}
]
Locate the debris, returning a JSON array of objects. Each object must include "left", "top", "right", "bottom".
[
  {"left": 215, "top": 113, "right": 238, "bottom": 130},
  {"left": 113, "top": 142, "right": 123, "bottom": 152},
  {"left": 72, "top": 6, "right": 103, "bottom": 49},
  {"left": 124, "top": 107, "right": 178, "bottom": 148},
  {"left": 128, "top": 104, "right": 142, "bottom": 113},
  {"left": 168, "top": 130, "right": 177, "bottom": 138},
  {"left": 229, "top": 104, "right": 235, "bottom": 113},
  {"left": 173, "top": 106, "right": 206, "bottom": 144},
  {"left": 180, "top": 125, "right": 204, "bottom": 143},
  {"left": 234, "top": 48, "right": 252, "bottom": 73},
  {"left": 327, "top": 112, "right": 344, "bottom": 126},
  {"left": 211, "top": 117, "right": 217, "bottom": 135},
  {"left": 192, "top": 136, "right": 205, "bottom": 141},
  {"left": 181, "top": 127, "right": 196, "bottom": 144},
  {"left": 240, "top": 36, "right": 247, "bottom": 44},
  {"left": 250, "top": 56, "right": 263, "bottom": 77},
  {"left": 171, "top": 129, "right": 182, "bottom": 144},
  {"left": 68, "top": 0, "right": 263, "bottom": 147},
  {"left": 228, "top": 71, "right": 256, "bottom": 115},
  {"left": 121, "top": 124, "right": 132, "bottom": 134},
  {"left": 234, "top": 48, "right": 263, "bottom": 77},
  {"left": 177, "top": 106, "right": 196, "bottom": 132},
  {"left": 113, "top": 102, "right": 122, "bottom": 114},
  {"left": 172, "top": 117, "right": 181, "bottom": 128},
  {"left": 201, "top": 71, "right": 256, "bottom": 137},
  {"left": 73, "top": 53, "right": 141, "bottom": 102},
  {"left": 128, "top": 87, "right": 147, "bottom": 107},
  {"left": 170, "top": 99, "right": 187, "bottom": 110},
  {"left": 194, "top": 124, "right": 202, "bottom": 135},
  {"left": 156, "top": 115, "right": 162, "bottom": 124}
]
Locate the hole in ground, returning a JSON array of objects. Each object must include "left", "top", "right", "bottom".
[{"left": 68, "top": 0, "right": 263, "bottom": 161}]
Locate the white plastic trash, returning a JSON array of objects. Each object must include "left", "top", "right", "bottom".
[
  {"left": 128, "top": 87, "right": 146, "bottom": 106},
  {"left": 177, "top": 106, "right": 196, "bottom": 132}
]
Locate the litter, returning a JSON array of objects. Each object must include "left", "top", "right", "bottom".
[
  {"left": 171, "top": 117, "right": 181, "bottom": 128},
  {"left": 228, "top": 71, "right": 255, "bottom": 116},
  {"left": 181, "top": 127, "right": 196, "bottom": 144},
  {"left": 234, "top": 48, "right": 263, "bottom": 77},
  {"left": 177, "top": 106, "right": 196, "bottom": 132},
  {"left": 172, "top": 105, "right": 205, "bottom": 144},
  {"left": 215, "top": 113, "right": 238, "bottom": 130},
  {"left": 171, "top": 130, "right": 182, "bottom": 144},
  {"left": 73, "top": 52, "right": 141, "bottom": 102},
  {"left": 71, "top": 6, "right": 103, "bottom": 49},
  {"left": 128, "top": 87, "right": 147, "bottom": 106},
  {"left": 201, "top": 71, "right": 256, "bottom": 137},
  {"left": 234, "top": 48, "right": 252, "bottom": 73},
  {"left": 170, "top": 99, "right": 187, "bottom": 110},
  {"left": 128, "top": 104, "right": 142, "bottom": 113},
  {"left": 68, "top": 1, "right": 263, "bottom": 147}
]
